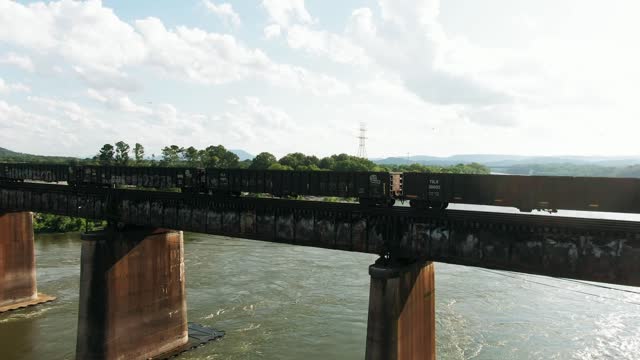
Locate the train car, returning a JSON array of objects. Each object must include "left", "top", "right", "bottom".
[
  {"left": 402, "top": 172, "right": 640, "bottom": 213},
  {"left": 0, "top": 163, "right": 71, "bottom": 183},
  {"left": 203, "top": 169, "right": 395, "bottom": 206},
  {"left": 74, "top": 165, "right": 203, "bottom": 190},
  {"left": 0, "top": 163, "right": 398, "bottom": 206},
  {"left": 355, "top": 172, "right": 395, "bottom": 206},
  {"left": 402, "top": 172, "right": 451, "bottom": 209}
]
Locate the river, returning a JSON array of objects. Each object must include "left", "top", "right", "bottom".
[{"left": 1, "top": 227, "right": 640, "bottom": 359}]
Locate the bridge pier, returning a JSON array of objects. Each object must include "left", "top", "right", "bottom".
[
  {"left": 0, "top": 211, "right": 55, "bottom": 313},
  {"left": 365, "top": 259, "right": 435, "bottom": 360},
  {"left": 76, "top": 227, "right": 188, "bottom": 360}
]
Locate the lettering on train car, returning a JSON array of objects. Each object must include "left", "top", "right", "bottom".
[{"left": 428, "top": 179, "right": 440, "bottom": 198}]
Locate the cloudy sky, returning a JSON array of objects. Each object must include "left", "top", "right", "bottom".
[{"left": 1, "top": 0, "right": 639, "bottom": 159}]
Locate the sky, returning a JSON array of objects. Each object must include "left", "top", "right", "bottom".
[{"left": 1, "top": 0, "right": 640, "bottom": 159}]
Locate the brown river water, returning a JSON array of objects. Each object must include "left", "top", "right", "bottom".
[{"left": 2, "top": 208, "right": 640, "bottom": 359}]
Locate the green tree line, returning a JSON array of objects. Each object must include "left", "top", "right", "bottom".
[
  {"left": 33, "top": 213, "right": 106, "bottom": 233},
  {"left": 89, "top": 141, "right": 492, "bottom": 174},
  {"left": 1, "top": 141, "right": 491, "bottom": 174}
]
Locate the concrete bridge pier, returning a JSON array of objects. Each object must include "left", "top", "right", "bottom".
[
  {"left": 0, "top": 211, "right": 55, "bottom": 313},
  {"left": 76, "top": 226, "right": 188, "bottom": 360},
  {"left": 365, "top": 259, "right": 435, "bottom": 360}
]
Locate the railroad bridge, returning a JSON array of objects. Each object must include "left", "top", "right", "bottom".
[{"left": 2, "top": 179, "right": 640, "bottom": 359}]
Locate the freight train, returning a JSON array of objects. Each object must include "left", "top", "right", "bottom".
[
  {"left": 0, "top": 163, "right": 398, "bottom": 206},
  {"left": 1, "top": 163, "right": 639, "bottom": 214}
]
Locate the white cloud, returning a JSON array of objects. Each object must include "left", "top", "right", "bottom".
[
  {"left": 262, "top": 0, "right": 312, "bottom": 27},
  {"left": 0, "top": 99, "right": 83, "bottom": 154},
  {"left": 0, "top": 0, "right": 147, "bottom": 74},
  {"left": 202, "top": 0, "right": 241, "bottom": 28},
  {"left": 27, "top": 96, "right": 98, "bottom": 127},
  {"left": 258, "top": 0, "right": 511, "bottom": 128},
  {"left": 0, "top": 52, "right": 35, "bottom": 72},
  {"left": 209, "top": 97, "right": 297, "bottom": 151},
  {"left": 135, "top": 17, "right": 348, "bottom": 95},
  {"left": 378, "top": 0, "right": 440, "bottom": 28},
  {"left": 0, "top": 0, "right": 344, "bottom": 96},
  {"left": 263, "top": 24, "right": 282, "bottom": 39},
  {"left": 0, "top": 77, "right": 30, "bottom": 93},
  {"left": 73, "top": 66, "right": 140, "bottom": 92},
  {"left": 285, "top": 25, "right": 369, "bottom": 65},
  {"left": 87, "top": 88, "right": 152, "bottom": 115},
  {"left": 342, "top": 1, "right": 511, "bottom": 107},
  {"left": 261, "top": 0, "right": 369, "bottom": 66}
]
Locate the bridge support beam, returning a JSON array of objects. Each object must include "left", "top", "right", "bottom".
[
  {"left": 365, "top": 259, "right": 435, "bottom": 360},
  {"left": 76, "top": 227, "right": 188, "bottom": 360},
  {"left": 0, "top": 212, "right": 54, "bottom": 313}
]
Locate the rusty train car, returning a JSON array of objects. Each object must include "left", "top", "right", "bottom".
[{"left": 2, "top": 163, "right": 640, "bottom": 213}]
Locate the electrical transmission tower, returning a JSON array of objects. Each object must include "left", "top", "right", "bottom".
[{"left": 356, "top": 122, "right": 368, "bottom": 158}]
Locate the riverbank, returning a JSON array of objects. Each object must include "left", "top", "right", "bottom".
[{"left": 32, "top": 213, "right": 106, "bottom": 234}]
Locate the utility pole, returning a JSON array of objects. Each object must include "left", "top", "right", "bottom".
[{"left": 357, "top": 122, "right": 368, "bottom": 159}]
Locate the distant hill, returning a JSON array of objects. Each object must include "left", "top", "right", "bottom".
[
  {"left": 0, "top": 147, "right": 79, "bottom": 163},
  {"left": 375, "top": 154, "right": 640, "bottom": 168},
  {"left": 0, "top": 147, "right": 20, "bottom": 157},
  {"left": 230, "top": 149, "right": 253, "bottom": 161}
]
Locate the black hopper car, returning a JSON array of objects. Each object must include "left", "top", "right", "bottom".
[
  {"left": 2, "top": 163, "right": 640, "bottom": 214},
  {"left": 401, "top": 172, "right": 640, "bottom": 213},
  {"left": 0, "top": 163, "right": 398, "bottom": 206}
]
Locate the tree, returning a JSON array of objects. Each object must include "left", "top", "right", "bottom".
[
  {"left": 200, "top": 145, "right": 239, "bottom": 168},
  {"left": 114, "top": 141, "right": 130, "bottom": 165},
  {"left": 278, "top": 152, "right": 320, "bottom": 170},
  {"left": 134, "top": 143, "right": 145, "bottom": 163},
  {"left": 96, "top": 144, "right": 115, "bottom": 165},
  {"left": 184, "top": 146, "right": 200, "bottom": 165},
  {"left": 268, "top": 163, "right": 293, "bottom": 170},
  {"left": 319, "top": 157, "right": 335, "bottom": 169},
  {"left": 238, "top": 159, "right": 252, "bottom": 169},
  {"left": 161, "top": 145, "right": 183, "bottom": 166},
  {"left": 326, "top": 153, "right": 378, "bottom": 171},
  {"left": 333, "top": 159, "right": 370, "bottom": 171},
  {"left": 250, "top": 152, "right": 277, "bottom": 169}
]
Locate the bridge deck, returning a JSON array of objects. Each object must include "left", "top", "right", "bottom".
[{"left": 2, "top": 181, "right": 640, "bottom": 286}]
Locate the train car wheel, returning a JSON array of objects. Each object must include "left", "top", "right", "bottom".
[{"left": 409, "top": 200, "right": 428, "bottom": 209}]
